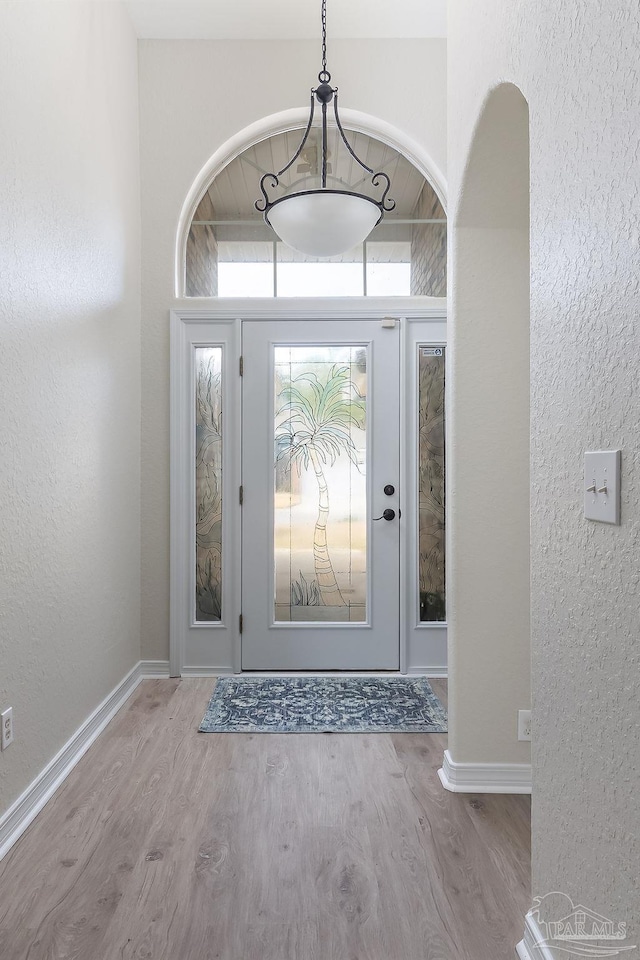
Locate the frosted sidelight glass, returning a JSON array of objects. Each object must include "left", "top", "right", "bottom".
[
  {"left": 273, "top": 345, "right": 367, "bottom": 623},
  {"left": 418, "top": 346, "right": 446, "bottom": 621},
  {"left": 195, "top": 347, "right": 223, "bottom": 621}
]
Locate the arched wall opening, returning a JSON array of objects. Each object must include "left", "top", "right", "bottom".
[
  {"left": 443, "top": 83, "right": 531, "bottom": 782},
  {"left": 174, "top": 108, "right": 448, "bottom": 298}
]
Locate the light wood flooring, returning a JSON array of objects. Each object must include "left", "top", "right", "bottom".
[{"left": 0, "top": 678, "right": 530, "bottom": 960}]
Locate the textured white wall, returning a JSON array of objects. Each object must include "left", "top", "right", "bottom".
[
  {"left": 138, "top": 38, "right": 447, "bottom": 661},
  {"left": 449, "top": 0, "right": 639, "bottom": 949},
  {"left": 0, "top": 2, "right": 141, "bottom": 817}
]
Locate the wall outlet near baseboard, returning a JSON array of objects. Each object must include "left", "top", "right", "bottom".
[
  {"left": 1, "top": 707, "right": 14, "bottom": 750},
  {"left": 517, "top": 709, "right": 531, "bottom": 741}
]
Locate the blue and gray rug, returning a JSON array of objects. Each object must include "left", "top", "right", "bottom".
[{"left": 199, "top": 676, "right": 447, "bottom": 734}]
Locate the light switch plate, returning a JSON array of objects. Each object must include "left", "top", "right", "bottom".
[{"left": 584, "top": 450, "right": 620, "bottom": 524}]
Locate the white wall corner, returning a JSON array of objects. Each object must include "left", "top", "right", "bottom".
[
  {"left": 438, "top": 748, "right": 532, "bottom": 794},
  {"left": 0, "top": 661, "right": 164, "bottom": 862},
  {"left": 516, "top": 911, "right": 557, "bottom": 960}
]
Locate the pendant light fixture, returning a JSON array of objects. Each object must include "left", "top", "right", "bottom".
[{"left": 255, "top": 0, "right": 395, "bottom": 258}]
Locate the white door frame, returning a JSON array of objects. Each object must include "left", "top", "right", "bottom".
[{"left": 169, "top": 297, "right": 447, "bottom": 677}]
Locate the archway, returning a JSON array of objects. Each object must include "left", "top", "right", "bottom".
[{"left": 442, "top": 82, "right": 531, "bottom": 790}]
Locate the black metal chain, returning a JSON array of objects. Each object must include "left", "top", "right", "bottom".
[{"left": 321, "top": 0, "right": 327, "bottom": 75}]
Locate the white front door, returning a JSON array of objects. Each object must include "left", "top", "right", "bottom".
[
  {"left": 241, "top": 319, "right": 400, "bottom": 670},
  {"left": 170, "top": 303, "right": 448, "bottom": 678}
]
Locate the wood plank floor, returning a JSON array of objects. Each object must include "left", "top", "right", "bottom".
[{"left": 0, "top": 679, "right": 530, "bottom": 960}]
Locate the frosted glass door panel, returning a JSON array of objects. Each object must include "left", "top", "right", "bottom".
[
  {"left": 242, "top": 319, "right": 400, "bottom": 670},
  {"left": 195, "top": 347, "right": 223, "bottom": 621},
  {"left": 274, "top": 346, "right": 367, "bottom": 623},
  {"left": 418, "top": 346, "right": 445, "bottom": 621}
]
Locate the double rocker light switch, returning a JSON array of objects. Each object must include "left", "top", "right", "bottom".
[{"left": 584, "top": 450, "right": 621, "bottom": 524}]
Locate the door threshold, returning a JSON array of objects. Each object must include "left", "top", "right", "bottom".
[{"left": 239, "top": 670, "right": 408, "bottom": 677}]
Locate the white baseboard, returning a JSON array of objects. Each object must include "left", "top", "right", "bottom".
[
  {"left": 140, "top": 659, "right": 171, "bottom": 677},
  {"left": 407, "top": 666, "right": 448, "bottom": 678},
  {"left": 179, "top": 665, "right": 235, "bottom": 677},
  {"left": 516, "top": 911, "right": 557, "bottom": 959},
  {"left": 438, "top": 748, "right": 532, "bottom": 794},
  {"left": 0, "top": 660, "right": 169, "bottom": 862}
]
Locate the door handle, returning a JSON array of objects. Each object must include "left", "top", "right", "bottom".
[{"left": 373, "top": 508, "right": 396, "bottom": 522}]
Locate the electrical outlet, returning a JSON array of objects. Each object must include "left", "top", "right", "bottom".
[
  {"left": 517, "top": 709, "right": 531, "bottom": 741},
  {"left": 1, "top": 707, "right": 14, "bottom": 750}
]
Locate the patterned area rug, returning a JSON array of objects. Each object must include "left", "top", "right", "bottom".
[{"left": 199, "top": 676, "right": 447, "bottom": 733}]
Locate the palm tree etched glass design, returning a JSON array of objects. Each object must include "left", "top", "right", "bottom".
[
  {"left": 195, "top": 347, "right": 223, "bottom": 621},
  {"left": 274, "top": 346, "right": 367, "bottom": 623},
  {"left": 418, "top": 346, "right": 445, "bottom": 621}
]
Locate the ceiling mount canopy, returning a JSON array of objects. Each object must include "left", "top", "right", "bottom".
[{"left": 255, "top": 0, "right": 396, "bottom": 258}]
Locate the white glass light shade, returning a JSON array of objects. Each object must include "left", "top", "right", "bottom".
[{"left": 266, "top": 191, "right": 381, "bottom": 258}]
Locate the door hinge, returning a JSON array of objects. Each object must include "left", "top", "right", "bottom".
[
  {"left": 239, "top": 613, "right": 243, "bottom": 634},
  {"left": 239, "top": 355, "right": 244, "bottom": 376},
  {"left": 239, "top": 485, "right": 244, "bottom": 505}
]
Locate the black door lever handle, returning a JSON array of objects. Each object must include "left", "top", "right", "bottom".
[{"left": 373, "top": 508, "right": 396, "bottom": 521}]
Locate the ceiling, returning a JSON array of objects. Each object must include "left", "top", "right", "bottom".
[{"left": 125, "top": 0, "right": 447, "bottom": 40}]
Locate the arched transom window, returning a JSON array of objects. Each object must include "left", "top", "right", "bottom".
[{"left": 185, "top": 128, "right": 446, "bottom": 298}]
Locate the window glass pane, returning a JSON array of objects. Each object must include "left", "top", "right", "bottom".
[
  {"left": 418, "top": 345, "right": 446, "bottom": 621},
  {"left": 218, "top": 263, "right": 274, "bottom": 297},
  {"left": 195, "top": 347, "right": 223, "bottom": 621},
  {"left": 366, "top": 263, "right": 411, "bottom": 296},
  {"left": 218, "top": 239, "right": 274, "bottom": 297},
  {"left": 365, "top": 238, "right": 411, "bottom": 296},
  {"left": 276, "top": 242, "right": 363, "bottom": 297},
  {"left": 186, "top": 223, "right": 219, "bottom": 296},
  {"left": 410, "top": 222, "right": 447, "bottom": 296},
  {"left": 274, "top": 345, "right": 367, "bottom": 622}
]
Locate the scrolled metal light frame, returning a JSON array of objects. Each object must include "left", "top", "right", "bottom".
[{"left": 255, "top": 0, "right": 395, "bottom": 237}]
